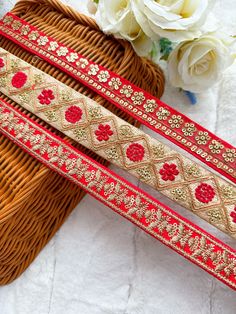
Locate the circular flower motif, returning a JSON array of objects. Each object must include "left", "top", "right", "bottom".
[
  {"left": 28, "top": 31, "right": 39, "bottom": 41},
  {"left": 11, "top": 72, "right": 27, "bottom": 89},
  {"left": 230, "top": 206, "right": 236, "bottom": 224},
  {"left": 131, "top": 92, "right": 145, "bottom": 105},
  {"left": 171, "top": 188, "right": 187, "bottom": 201},
  {"left": 95, "top": 124, "right": 113, "bottom": 141},
  {"left": 105, "top": 147, "right": 119, "bottom": 160},
  {"left": 209, "top": 140, "right": 224, "bottom": 154},
  {"left": 223, "top": 149, "right": 236, "bottom": 163},
  {"left": 126, "top": 143, "right": 145, "bottom": 162},
  {"left": 159, "top": 163, "right": 179, "bottom": 182},
  {"left": 207, "top": 209, "right": 222, "bottom": 224},
  {"left": 108, "top": 78, "right": 122, "bottom": 90},
  {"left": 37, "top": 36, "right": 49, "bottom": 46},
  {"left": 195, "top": 131, "right": 210, "bottom": 145},
  {"left": 143, "top": 99, "right": 157, "bottom": 112},
  {"left": 76, "top": 58, "right": 89, "bottom": 69},
  {"left": 221, "top": 185, "right": 234, "bottom": 199},
  {"left": 66, "top": 53, "right": 79, "bottom": 63},
  {"left": 38, "top": 89, "right": 55, "bottom": 105},
  {"left": 12, "top": 20, "right": 22, "bottom": 31},
  {"left": 88, "top": 64, "right": 99, "bottom": 76},
  {"left": 65, "top": 106, "right": 83, "bottom": 124},
  {"left": 120, "top": 85, "right": 133, "bottom": 98},
  {"left": 21, "top": 25, "right": 30, "bottom": 36},
  {"left": 48, "top": 41, "right": 59, "bottom": 51},
  {"left": 3, "top": 15, "right": 13, "bottom": 25},
  {"left": 97, "top": 70, "right": 110, "bottom": 82},
  {"left": 182, "top": 123, "right": 196, "bottom": 137},
  {"left": 168, "top": 115, "right": 183, "bottom": 129},
  {"left": 156, "top": 107, "right": 170, "bottom": 120},
  {"left": 57, "top": 47, "right": 69, "bottom": 57},
  {"left": 195, "top": 183, "right": 215, "bottom": 204},
  {"left": 137, "top": 166, "right": 152, "bottom": 182},
  {"left": 0, "top": 58, "right": 5, "bottom": 68},
  {"left": 73, "top": 128, "right": 87, "bottom": 140}
]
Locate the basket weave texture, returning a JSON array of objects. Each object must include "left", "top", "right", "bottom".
[{"left": 0, "top": 0, "right": 165, "bottom": 285}]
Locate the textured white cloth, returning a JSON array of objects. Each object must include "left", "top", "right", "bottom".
[{"left": 0, "top": 0, "right": 236, "bottom": 313}]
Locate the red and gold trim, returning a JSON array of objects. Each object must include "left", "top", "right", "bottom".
[
  {"left": 0, "top": 97, "right": 236, "bottom": 290},
  {"left": 0, "top": 48, "right": 236, "bottom": 239},
  {"left": 0, "top": 13, "right": 235, "bottom": 184}
]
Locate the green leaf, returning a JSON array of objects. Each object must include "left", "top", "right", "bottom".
[{"left": 159, "top": 37, "right": 173, "bottom": 60}]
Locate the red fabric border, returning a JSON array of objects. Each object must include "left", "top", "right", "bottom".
[
  {"left": 0, "top": 13, "right": 235, "bottom": 184},
  {"left": 0, "top": 97, "right": 236, "bottom": 290}
]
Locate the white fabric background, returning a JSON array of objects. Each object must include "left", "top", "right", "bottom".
[{"left": 0, "top": 0, "right": 236, "bottom": 313}]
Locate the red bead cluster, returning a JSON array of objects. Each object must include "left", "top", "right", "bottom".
[
  {"left": 126, "top": 143, "right": 145, "bottom": 162},
  {"left": 95, "top": 124, "right": 113, "bottom": 141},
  {"left": 159, "top": 163, "right": 179, "bottom": 181},
  {"left": 38, "top": 89, "right": 55, "bottom": 105},
  {"left": 65, "top": 106, "right": 83, "bottom": 124},
  {"left": 0, "top": 58, "right": 5, "bottom": 68},
  {"left": 11, "top": 71, "right": 27, "bottom": 88},
  {"left": 195, "top": 183, "right": 215, "bottom": 204},
  {"left": 230, "top": 206, "right": 236, "bottom": 224}
]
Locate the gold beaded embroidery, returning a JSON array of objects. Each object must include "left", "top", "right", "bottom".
[
  {"left": 0, "top": 13, "right": 235, "bottom": 184},
  {"left": 0, "top": 48, "right": 236, "bottom": 240},
  {"left": 1, "top": 100, "right": 236, "bottom": 289}
]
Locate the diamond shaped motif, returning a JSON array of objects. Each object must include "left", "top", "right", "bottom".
[
  {"left": 60, "top": 99, "right": 88, "bottom": 130},
  {"left": 8, "top": 67, "right": 32, "bottom": 94},
  {"left": 89, "top": 118, "right": 118, "bottom": 148},
  {"left": 189, "top": 179, "right": 220, "bottom": 210},
  {"left": 120, "top": 138, "right": 150, "bottom": 168},
  {"left": 154, "top": 157, "right": 184, "bottom": 188},
  {"left": 33, "top": 84, "right": 59, "bottom": 112}
]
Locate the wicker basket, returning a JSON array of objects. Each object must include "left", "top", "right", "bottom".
[{"left": 0, "top": 0, "right": 165, "bottom": 285}]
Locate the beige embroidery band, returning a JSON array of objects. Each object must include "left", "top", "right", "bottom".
[{"left": 0, "top": 47, "right": 236, "bottom": 239}]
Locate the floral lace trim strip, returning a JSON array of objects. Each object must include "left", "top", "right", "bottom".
[
  {"left": 0, "top": 48, "right": 236, "bottom": 240},
  {"left": 0, "top": 97, "right": 236, "bottom": 290},
  {"left": 0, "top": 13, "right": 235, "bottom": 184}
]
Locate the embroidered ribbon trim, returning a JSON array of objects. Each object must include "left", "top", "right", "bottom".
[
  {"left": 0, "top": 13, "right": 235, "bottom": 185},
  {"left": 0, "top": 98, "right": 236, "bottom": 290},
  {"left": 0, "top": 48, "right": 236, "bottom": 240}
]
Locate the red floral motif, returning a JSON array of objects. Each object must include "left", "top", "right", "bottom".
[
  {"left": 126, "top": 143, "right": 145, "bottom": 162},
  {"left": 195, "top": 183, "right": 215, "bottom": 204},
  {"left": 65, "top": 106, "right": 83, "bottom": 124},
  {"left": 159, "top": 163, "right": 179, "bottom": 181},
  {"left": 95, "top": 124, "right": 113, "bottom": 141},
  {"left": 11, "top": 71, "right": 27, "bottom": 88},
  {"left": 38, "top": 89, "right": 55, "bottom": 105},
  {"left": 230, "top": 206, "right": 236, "bottom": 224},
  {"left": 0, "top": 58, "right": 4, "bottom": 68}
]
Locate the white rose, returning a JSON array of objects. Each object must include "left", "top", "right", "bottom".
[
  {"left": 167, "top": 33, "right": 235, "bottom": 93},
  {"left": 132, "top": 0, "right": 214, "bottom": 41},
  {"left": 95, "top": 0, "right": 152, "bottom": 56}
]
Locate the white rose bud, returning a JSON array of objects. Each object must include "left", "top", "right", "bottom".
[
  {"left": 95, "top": 0, "right": 152, "bottom": 56},
  {"left": 167, "top": 33, "right": 235, "bottom": 93},
  {"left": 87, "top": 1, "right": 98, "bottom": 15},
  {"left": 132, "top": 0, "right": 214, "bottom": 41}
]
